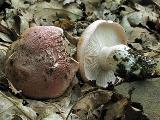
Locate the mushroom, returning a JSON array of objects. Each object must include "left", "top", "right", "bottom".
[
  {"left": 77, "top": 20, "right": 158, "bottom": 88},
  {"left": 4, "top": 26, "right": 79, "bottom": 99}
]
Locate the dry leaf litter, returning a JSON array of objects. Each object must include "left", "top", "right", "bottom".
[{"left": 0, "top": 0, "right": 160, "bottom": 120}]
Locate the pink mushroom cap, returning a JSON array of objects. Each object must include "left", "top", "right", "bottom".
[{"left": 4, "top": 26, "right": 79, "bottom": 99}]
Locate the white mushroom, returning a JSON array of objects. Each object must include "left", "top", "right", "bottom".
[{"left": 77, "top": 20, "right": 158, "bottom": 88}]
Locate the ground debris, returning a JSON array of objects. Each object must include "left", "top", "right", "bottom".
[{"left": 0, "top": 0, "right": 159, "bottom": 119}]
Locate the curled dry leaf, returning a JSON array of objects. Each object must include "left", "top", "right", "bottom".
[
  {"left": 0, "top": 45, "right": 8, "bottom": 80},
  {"left": 64, "top": 31, "right": 79, "bottom": 46},
  {"left": 0, "top": 31, "right": 13, "bottom": 43},
  {"left": 11, "top": 0, "right": 34, "bottom": 9},
  {"left": 151, "top": 0, "right": 160, "bottom": 8},
  {"left": 70, "top": 90, "right": 113, "bottom": 120},
  {"left": 42, "top": 113, "right": 64, "bottom": 120},
  {"left": 127, "top": 27, "right": 158, "bottom": 50},
  {"left": 0, "top": 46, "right": 8, "bottom": 66},
  {"left": 63, "top": 0, "right": 75, "bottom": 5},
  {"left": 54, "top": 19, "right": 75, "bottom": 30},
  {"left": 116, "top": 77, "right": 160, "bottom": 119},
  {"left": 7, "top": 1, "right": 82, "bottom": 34},
  {"left": 121, "top": 9, "right": 159, "bottom": 35},
  {"left": 32, "top": 102, "right": 66, "bottom": 120},
  {"left": 0, "top": 91, "right": 37, "bottom": 120},
  {"left": 124, "top": 104, "right": 149, "bottom": 120},
  {"left": 0, "top": 24, "right": 17, "bottom": 42},
  {"left": 13, "top": 15, "right": 30, "bottom": 34},
  {"left": 26, "top": 90, "right": 80, "bottom": 120},
  {"left": 81, "top": 0, "right": 100, "bottom": 14},
  {"left": 128, "top": 12, "right": 158, "bottom": 26},
  {"left": 8, "top": 80, "right": 22, "bottom": 95},
  {"left": 5, "top": 0, "right": 32, "bottom": 34},
  {"left": 129, "top": 43, "right": 143, "bottom": 50},
  {"left": 104, "top": 97, "right": 128, "bottom": 120},
  {"left": 29, "top": 1, "right": 83, "bottom": 25},
  {"left": 90, "top": 0, "right": 126, "bottom": 20},
  {"left": 103, "top": 0, "right": 125, "bottom": 11},
  {"left": 5, "top": 8, "right": 31, "bottom": 35}
]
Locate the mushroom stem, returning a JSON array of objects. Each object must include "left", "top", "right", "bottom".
[{"left": 98, "top": 44, "right": 158, "bottom": 81}]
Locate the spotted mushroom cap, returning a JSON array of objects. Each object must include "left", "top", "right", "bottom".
[
  {"left": 4, "top": 26, "right": 79, "bottom": 99},
  {"left": 77, "top": 20, "right": 127, "bottom": 87}
]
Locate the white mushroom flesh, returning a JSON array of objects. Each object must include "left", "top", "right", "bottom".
[
  {"left": 79, "top": 20, "right": 127, "bottom": 87},
  {"left": 78, "top": 20, "right": 158, "bottom": 88}
]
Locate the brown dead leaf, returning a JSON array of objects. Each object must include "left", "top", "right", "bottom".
[
  {"left": 127, "top": 27, "right": 158, "bottom": 50},
  {"left": 0, "top": 24, "right": 18, "bottom": 41},
  {"left": 123, "top": 103, "right": 149, "bottom": 120},
  {"left": 8, "top": 80, "right": 22, "bottom": 95},
  {"left": 64, "top": 31, "right": 79, "bottom": 46},
  {"left": 129, "top": 43, "right": 143, "bottom": 50},
  {"left": 29, "top": 1, "right": 83, "bottom": 25},
  {"left": 71, "top": 90, "right": 113, "bottom": 120},
  {"left": 54, "top": 19, "right": 75, "bottom": 30},
  {"left": 151, "top": 0, "right": 160, "bottom": 8},
  {"left": 63, "top": 0, "right": 75, "bottom": 5},
  {"left": 104, "top": 98, "right": 128, "bottom": 120},
  {"left": 0, "top": 45, "right": 7, "bottom": 62},
  {"left": 0, "top": 91, "right": 37, "bottom": 120}
]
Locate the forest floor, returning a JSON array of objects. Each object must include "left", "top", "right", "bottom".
[{"left": 0, "top": 0, "right": 160, "bottom": 120}]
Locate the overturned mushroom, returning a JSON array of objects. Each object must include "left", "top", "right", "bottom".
[
  {"left": 4, "top": 26, "right": 79, "bottom": 99},
  {"left": 77, "top": 20, "right": 158, "bottom": 88}
]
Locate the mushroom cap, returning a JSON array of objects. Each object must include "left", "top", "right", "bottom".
[
  {"left": 77, "top": 20, "right": 127, "bottom": 87},
  {"left": 4, "top": 26, "right": 79, "bottom": 99}
]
